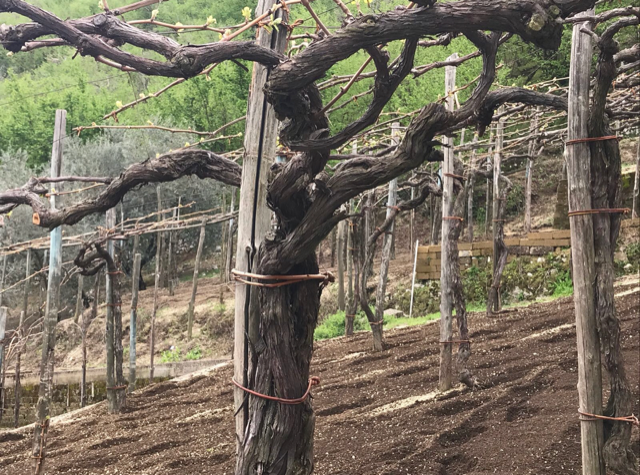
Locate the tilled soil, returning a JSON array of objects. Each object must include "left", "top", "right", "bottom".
[{"left": 1, "top": 287, "right": 638, "bottom": 474}]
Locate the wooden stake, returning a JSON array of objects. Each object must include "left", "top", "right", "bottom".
[
  {"left": 105, "top": 207, "right": 118, "bottom": 413},
  {"left": 129, "top": 252, "right": 141, "bottom": 394},
  {"left": 0, "top": 307, "right": 6, "bottom": 424},
  {"left": 337, "top": 218, "right": 346, "bottom": 311},
  {"left": 566, "top": 10, "right": 605, "bottom": 475},
  {"left": 485, "top": 129, "right": 493, "bottom": 239},
  {"left": 73, "top": 274, "right": 84, "bottom": 324},
  {"left": 233, "top": 0, "right": 288, "bottom": 445},
  {"left": 633, "top": 138, "right": 639, "bottom": 219},
  {"left": 439, "top": 55, "right": 457, "bottom": 392},
  {"left": 81, "top": 272, "right": 101, "bottom": 408},
  {"left": 188, "top": 219, "right": 206, "bottom": 340},
  {"left": 14, "top": 247, "right": 30, "bottom": 427},
  {"left": 524, "top": 110, "right": 539, "bottom": 234},
  {"left": 224, "top": 189, "right": 236, "bottom": 283},
  {"left": 168, "top": 206, "right": 177, "bottom": 296},
  {"left": 0, "top": 254, "right": 6, "bottom": 308},
  {"left": 467, "top": 134, "right": 478, "bottom": 242},
  {"left": 492, "top": 112, "right": 504, "bottom": 312},
  {"left": 409, "top": 239, "right": 419, "bottom": 318},
  {"left": 33, "top": 109, "right": 66, "bottom": 474}
]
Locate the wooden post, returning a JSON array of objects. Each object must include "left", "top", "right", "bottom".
[
  {"left": 345, "top": 141, "right": 357, "bottom": 336},
  {"left": 439, "top": 55, "right": 457, "bottom": 392},
  {"left": 188, "top": 219, "right": 206, "bottom": 340},
  {"left": 467, "top": 134, "right": 478, "bottom": 242},
  {"left": 0, "top": 307, "right": 6, "bottom": 424},
  {"left": 33, "top": 109, "right": 65, "bottom": 474},
  {"left": 224, "top": 189, "right": 236, "bottom": 282},
  {"left": 491, "top": 113, "right": 504, "bottom": 312},
  {"left": 485, "top": 129, "right": 494, "bottom": 238},
  {"left": 633, "top": 138, "right": 639, "bottom": 219},
  {"left": 337, "top": 218, "right": 346, "bottom": 311},
  {"left": 81, "top": 271, "right": 101, "bottom": 408},
  {"left": 524, "top": 110, "right": 539, "bottom": 234},
  {"left": 409, "top": 239, "right": 419, "bottom": 318},
  {"left": 0, "top": 254, "right": 6, "bottom": 308},
  {"left": 168, "top": 206, "right": 177, "bottom": 296},
  {"left": 233, "top": 0, "right": 288, "bottom": 445},
  {"left": 14, "top": 248, "right": 30, "bottom": 427},
  {"left": 371, "top": 123, "right": 401, "bottom": 351},
  {"left": 128, "top": 252, "right": 141, "bottom": 394},
  {"left": 105, "top": 207, "right": 118, "bottom": 413},
  {"left": 73, "top": 274, "right": 84, "bottom": 324},
  {"left": 566, "top": 10, "right": 605, "bottom": 475}
]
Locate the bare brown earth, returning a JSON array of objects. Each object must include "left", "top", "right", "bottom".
[{"left": 1, "top": 285, "right": 638, "bottom": 475}]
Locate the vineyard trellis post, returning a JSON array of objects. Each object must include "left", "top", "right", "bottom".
[
  {"left": 566, "top": 9, "right": 605, "bottom": 475},
  {"left": 0, "top": 307, "right": 5, "bottom": 424},
  {"left": 33, "top": 108, "right": 65, "bottom": 474},
  {"left": 439, "top": 54, "right": 457, "bottom": 391},
  {"left": 233, "top": 0, "right": 288, "bottom": 447},
  {"left": 524, "top": 109, "right": 539, "bottom": 234},
  {"left": 13, "top": 247, "right": 30, "bottom": 427},
  {"left": 491, "top": 112, "right": 504, "bottom": 313},
  {"left": 633, "top": 138, "right": 639, "bottom": 219},
  {"left": 73, "top": 275, "right": 84, "bottom": 324},
  {"left": 187, "top": 218, "right": 206, "bottom": 340},
  {"left": 129, "top": 252, "right": 141, "bottom": 394}
]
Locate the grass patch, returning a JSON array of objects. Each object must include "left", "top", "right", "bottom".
[
  {"left": 160, "top": 345, "right": 203, "bottom": 363},
  {"left": 551, "top": 270, "right": 574, "bottom": 298},
  {"left": 382, "top": 312, "right": 439, "bottom": 330}
]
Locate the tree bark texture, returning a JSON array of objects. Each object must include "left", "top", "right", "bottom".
[
  {"left": 588, "top": 17, "right": 638, "bottom": 475},
  {"left": 466, "top": 134, "right": 478, "bottom": 242}
]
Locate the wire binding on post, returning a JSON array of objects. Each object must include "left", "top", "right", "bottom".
[
  {"left": 231, "top": 269, "right": 334, "bottom": 288},
  {"left": 565, "top": 135, "right": 620, "bottom": 146},
  {"left": 578, "top": 411, "right": 639, "bottom": 426},
  {"left": 568, "top": 208, "right": 630, "bottom": 217},
  {"left": 232, "top": 376, "right": 320, "bottom": 405}
]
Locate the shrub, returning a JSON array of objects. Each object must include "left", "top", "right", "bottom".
[
  {"left": 160, "top": 347, "right": 181, "bottom": 363},
  {"left": 185, "top": 346, "right": 203, "bottom": 360}
]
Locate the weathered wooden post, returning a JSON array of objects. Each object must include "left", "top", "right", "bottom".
[
  {"left": 371, "top": 123, "right": 400, "bottom": 351},
  {"left": 168, "top": 206, "right": 177, "bottom": 296},
  {"left": 524, "top": 110, "right": 539, "bottom": 234},
  {"left": 566, "top": 10, "right": 605, "bottom": 475},
  {"left": 188, "top": 218, "right": 206, "bottom": 340},
  {"left": 73, "top": 274, "right": 84, "bottom": 324},
  {"left": 105, "top": 207, "right": 123, "bottom": 413},
  {"left": 467, "top": 134, "right": 478, "bottom": 242},
  {"left": 439, "top": 55, "right": 457, "bottom": 391},
  {"left": 491, "top": 113, "right": 504, "bottom": 312},
  {"left": 81, "top": 271, "right": 101, "bottom": 408},
  {"left": 337, "top": 217, "right": 346, "bottom": 311},
  {"left": 129, "top": 252, "right": 141, "bottom": 394},
  {"left": 633, "top": 138, "right": 639, "bottom": 219},
  {"left": 33, "top": 109, "right": 65, "bottom": 474},
  {"left": 224, "top": 190, "right": 236, "bottom": 283},
  {"left": 0, "top": 307, "right": 6, "bottom": 424},
  {"left": 0, "top": 254, "right": 6, "bottom": 307},
  {"left": 345, "top": 141, "right": 358, "bottom": 336},
  {"left": 233, "top": 0, "right": 288, "bottom": 446},
  {"left": 485, "top": 129, "right": 494, "bottom": 238},
  {"left": 14, "top": 247, "right": 30, "bottom": 427}
]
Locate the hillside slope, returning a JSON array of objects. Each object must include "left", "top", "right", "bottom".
[{"left": 1, "top": 282, "right": 637, "bottom": 474}]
